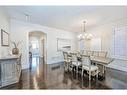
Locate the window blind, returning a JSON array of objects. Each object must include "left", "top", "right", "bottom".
[{"left": 113, "top": 27, "right": 127, "bottom": 59}]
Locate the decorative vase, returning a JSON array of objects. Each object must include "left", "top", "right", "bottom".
[{"left": 12, "top": 48, "right": 19, "bottom": 55}]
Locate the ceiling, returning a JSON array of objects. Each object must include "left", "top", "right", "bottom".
[{"left": 2, "top": 6, "right": 127, "bottom": 32}]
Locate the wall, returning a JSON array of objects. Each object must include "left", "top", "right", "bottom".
[
  {"left": 0, "top": 8, "right": 10, "bottom": 57},
  {"left": 86, "top": 17, "right": 127, "bottom": 57},
  {"left": 10, "top": 19, "right": 77, "bottom": 69},
  {"left": 91, "top": 38, "right": 101, "bottom": 51}
]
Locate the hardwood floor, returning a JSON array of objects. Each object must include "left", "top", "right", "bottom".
[{"left": 1, "top": 57, "right": 127, "bottom": 89}]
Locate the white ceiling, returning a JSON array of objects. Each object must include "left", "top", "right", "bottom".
[{"left": 2, "top": 6, "right": 127, "bottom": 32}]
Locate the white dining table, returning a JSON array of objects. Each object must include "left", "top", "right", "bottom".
[
  {"left": 90, "top": 56, "right": 113, "bottom": 76},
  {"left": 90, "top": 56, "right": 113, "bottom": 65},
  {"left": 67, "top": 51, "right": 113, "bottom": 76}
]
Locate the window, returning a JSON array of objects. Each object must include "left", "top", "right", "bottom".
[
  {"left": 79, "top": 39, "right": 85, "bottom": 51},
  {"left": 113, "top": 27, "right": 127, "bottom": 60},
  {"left": 31, "top": 40, "right": 39, "bottom": 49}
]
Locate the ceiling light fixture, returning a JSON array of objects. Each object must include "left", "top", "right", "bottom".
[{"left": 78, "top": 21, "right": 93, "bottom": 40}]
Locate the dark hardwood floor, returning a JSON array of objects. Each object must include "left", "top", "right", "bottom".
[{"left": 1, "top": 57, "right": 127, "bottom": 89}]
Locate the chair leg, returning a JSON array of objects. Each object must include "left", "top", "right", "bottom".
[
  {"left": 67, "top": 63, "right": 69, "bottom": 71},
  {"left": 77, "top": 66, "right": 78, "bottom": 73},
  {"left": 82, "top": 69, "right": 84, "bottom": 76},
  {"left": 76, "top": 66, "right": 78, "bottom": 79},
  {"left": 96, "top": 70, "right": 98, "bottom": 80},
  {"left": 64, "top": 62, "right": 66, "bottom": 70},
  {"left": 89, "top": 71, "right": 91, "bottom": 80},
  {"left": 102, "top": 65, "right": 105, "bottom": 76}
]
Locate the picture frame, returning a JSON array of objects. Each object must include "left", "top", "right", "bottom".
[
  {"left": 1, "top": 29, "right": 9, "bottom": 46},
  {"left": 57, "top": 38, "right": 71, "bottom": 51}
]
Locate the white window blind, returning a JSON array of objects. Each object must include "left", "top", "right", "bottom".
[{"left": 113, "top": 27, "right": 127, "bottom": 60}]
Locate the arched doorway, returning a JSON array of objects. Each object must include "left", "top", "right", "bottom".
[{"left": 28, "top": 31, "right": 47, "bottom": 69}]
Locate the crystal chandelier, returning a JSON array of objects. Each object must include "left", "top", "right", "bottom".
[{"left": 77, "top": 21, "right": 93, "bottom": 40}]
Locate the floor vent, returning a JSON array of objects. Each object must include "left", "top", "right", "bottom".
[{"left": 51, "top": 65, "right": 60, "bottom": 70}]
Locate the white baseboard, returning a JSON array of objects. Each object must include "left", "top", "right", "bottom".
[{"left": 107, "top": 59, "right": 127, "bottom": 72}]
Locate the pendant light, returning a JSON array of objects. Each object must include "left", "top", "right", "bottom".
[{"left": 78, "top": 21, "right": 93, "bottom": 40}]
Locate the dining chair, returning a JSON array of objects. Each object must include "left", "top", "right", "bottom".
[
  {"left": 86, "top": 50, "right": 93, "bottom": 56},
  {"left": 83, "top": 50, "right": 87, "bottom": 55},
  {"left": 76, "top": 51, "right": 81, "bottom": 58},
  {"left": 98, "top": 51, "right": 107, "bottom": 57},
  {"left": 93, "top": 51, "right": 99, "bottom": 57},
  {"left": 70, "top": 53, "right": 82, "bottom": 74},
  {"left": 63, "top": 52, "right": 71, "bottom": 71},
  {"left": 81, "top": 55, "right": 99, "bottom": 80},
  {"left": 80, "top": 50, "right": 84, "bottom": 55}
]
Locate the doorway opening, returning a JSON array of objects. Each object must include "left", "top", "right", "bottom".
[{"left": 28, "top": 31, "right": 47, "bottom": 69}]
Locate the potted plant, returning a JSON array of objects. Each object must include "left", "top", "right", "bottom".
[{"left": 11, "top": 41, "right": 21, "bottom": 55}]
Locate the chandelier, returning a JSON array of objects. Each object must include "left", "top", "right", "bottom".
[{"left": 77, "top": 21, "right": 93, "bottom": 40}]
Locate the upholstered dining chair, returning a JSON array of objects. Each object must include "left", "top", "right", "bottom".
[
  {"left": 70, "top": 53, "right": 82, "bottom": 74},
  {"left": 93, "top": 51, "right": 99, "bottom": 57},
  {"left": 80, "top": 50, "right": 84, "bottom": 55},
  {"left": 63, "top": 52, "right": 71, "bottom": 71},
  {"left": 83, "top": 50, "right": 87, "bottom": 55},
  {"left": 98, "top": 51, "right": 107, "bottom": 57},
  {"left": 86, "top": 50, "right": 93, "bottom": 56},
  {"left": 76, "top": 51, "right": 81, "bottom": 58},
  {"left": 81, "top": 55, "right": 99, "bottom": 80}
]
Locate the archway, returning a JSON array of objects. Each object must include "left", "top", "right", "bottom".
[{"left": 28, "top": 31, "right": 47, "bottom": 69}]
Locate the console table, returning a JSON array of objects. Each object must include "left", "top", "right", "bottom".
[{"left": 0, "top": 54, "right": 22, "bottom": 88}]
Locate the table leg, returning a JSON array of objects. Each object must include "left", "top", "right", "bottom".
[
  {"left": 102, "top": 65, "right": 104, "bottom": 74},
  {"left": 102, "top": 65, "right": 106, "bottom": 78},
  {"left": 96, "top": 63, "right": 106, "bottom": 80},
  {"left": 0, "top": 63, "right": 1, "bottom": 86}
]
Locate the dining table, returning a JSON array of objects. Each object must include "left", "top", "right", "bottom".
[
  {"left": 67, "top": 52, "right": 113, "bottom": 77},
  {"left": 90, "top": 56, "right": 113, "bottom": 77}
]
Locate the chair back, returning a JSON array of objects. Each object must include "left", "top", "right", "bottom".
[
  {"left": 83, "top": 50, "right": 87, "bottom": 55},
  {"left": 80, "top": 50, "right": 84, "bottom": 55},
  {"left": 63, "top": 52, "right": 69, "bottom": 61},
  {"left": 86, "top": 50, "right": 93, "bottom": 56},
  {"left": 98, "top": 51, "right": 107, "bottom": 57},
  {"left": 70, "top": 53, "right": 78, "bottom": 62},
  {"left": 76, "top": 51, "right": 81, "bottom": 58},
  {"left": 81, "top": 55, "right": 91, "bottom": 67},
  {"left": 93, "top": 51, "right": 99, "bottom": 57}
]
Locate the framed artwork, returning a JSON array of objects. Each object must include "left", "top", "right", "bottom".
[
  {"left": 1, "top": 29, "right": 9, "bottom": 46},
  {"left": 57, "top": 38, "right": 71, "bottom": 51}
]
